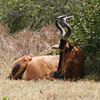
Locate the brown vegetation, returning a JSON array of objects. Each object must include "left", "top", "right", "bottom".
[{"left": 0, "top": 25, "right": 60, "bottom": 76}]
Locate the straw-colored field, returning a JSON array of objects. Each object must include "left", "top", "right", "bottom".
[
  {"left": 0, "top": 25, "right": 100, "bottom": 100},
  {"left": 0, "top": 75, "right": 100, "bottom": 100}
]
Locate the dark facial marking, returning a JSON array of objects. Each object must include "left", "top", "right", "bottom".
[
  {"left": 57, "top": 52, "right": 63, "bottom": 74},
  {"left": 59, "top": 39, "right": 66, "bottom": 49},
  {"left": 58, "top": 39, "right": 74, "bottom": 77},
  {"left": 12, "top": 64, "right": 20, "bottom": 76},
  {"left": 57, "top": 39, "right": 66, "bottom": 76},
  {"left": 57, "top": 39, "right": 66, "bottom": 75}
]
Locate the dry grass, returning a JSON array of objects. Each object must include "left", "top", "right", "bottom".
[
  {"left": 0, "top": 77, "right": 100, "bottom": 100},
  {"left": 0, "top": 25, "right": 100, "bottom": 100},
  {"left": 0, "top": 25, "right": 60, "bottom": 75}
]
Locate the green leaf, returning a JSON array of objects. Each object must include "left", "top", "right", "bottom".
[
  {"left": 19, "top": 8, "right": 22, "bottom": 11},
  {"left": 37, "top": 5, "right": 41, "bottom": 8}
]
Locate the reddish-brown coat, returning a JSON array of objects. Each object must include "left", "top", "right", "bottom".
[
  {"left": 8, "top": 55, "right": 59, "bottom": 80},
  {"left": 59, "top": 40, "right": 86, "bottom": 80}
]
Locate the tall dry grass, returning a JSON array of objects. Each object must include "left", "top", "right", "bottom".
[{"left": 0, "top": 25, "right": 60, "bottom": 76}]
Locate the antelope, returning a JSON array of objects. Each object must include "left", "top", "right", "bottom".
[
  {"left": 53, "top": 15, "right": 86, "bottom": 80},
  {"left": 7, "top": 55, "right": 59, "bottom": 80},
  {"left": 7, "top": 15, "right": 86, "bottom": 81}
]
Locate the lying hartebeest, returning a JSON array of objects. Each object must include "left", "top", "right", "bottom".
[
  {"left": 54, "top": 15, "right": 86, "bottom": 80},
  {"left": 7, "top": 15, "right": 86, "bottom": 81},
  {"left": 7, "top": 55, "right": 59, "bottom": 80}
]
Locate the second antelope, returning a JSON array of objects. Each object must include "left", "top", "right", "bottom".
[{"left": 53, "top": 15, "right": 86, "bottom": 80}]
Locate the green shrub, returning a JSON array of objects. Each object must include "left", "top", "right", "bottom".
[
  {"left": 68, "top": 0, "right": 100, "bottom": 80},
  {"left": 0, "top": 0, "right": 67, "bottom": 33}
]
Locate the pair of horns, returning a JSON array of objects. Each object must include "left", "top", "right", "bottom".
[{"left": 55, "top": 15, "right": 74, "bottom": 40}]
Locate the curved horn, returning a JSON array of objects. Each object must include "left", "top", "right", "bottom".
[
  {"left": 56, "top": 15, "right": 66, "bottom": 19},
  {"left": 55, "top": 15, "right": 67, "bottom": 35},
  {"left": 55, "top": 19, "right": 65, "bottom": 35},
  {"left": 62, "top": 16, "right": 74, "bottom": 40},
  {"left": 55, "top": 15, "right": 74, "bottom": 40}
]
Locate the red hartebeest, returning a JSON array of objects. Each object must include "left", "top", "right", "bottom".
[
  {"left": 7, "top": 15, "right": 86, "bottom": 81},
  {"left": 7, "top": 55, "right": 59, "bottom": 80},
  {"left": 54, "top": 15, "right": 86, "bottom": 80}
]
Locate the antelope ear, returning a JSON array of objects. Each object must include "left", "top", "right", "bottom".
[
  {"left": 65, "top": 40, "right": 70, "bottom": 49},
  {"left": 52, "top": 44, "right": 59, "bottom": 49}
]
